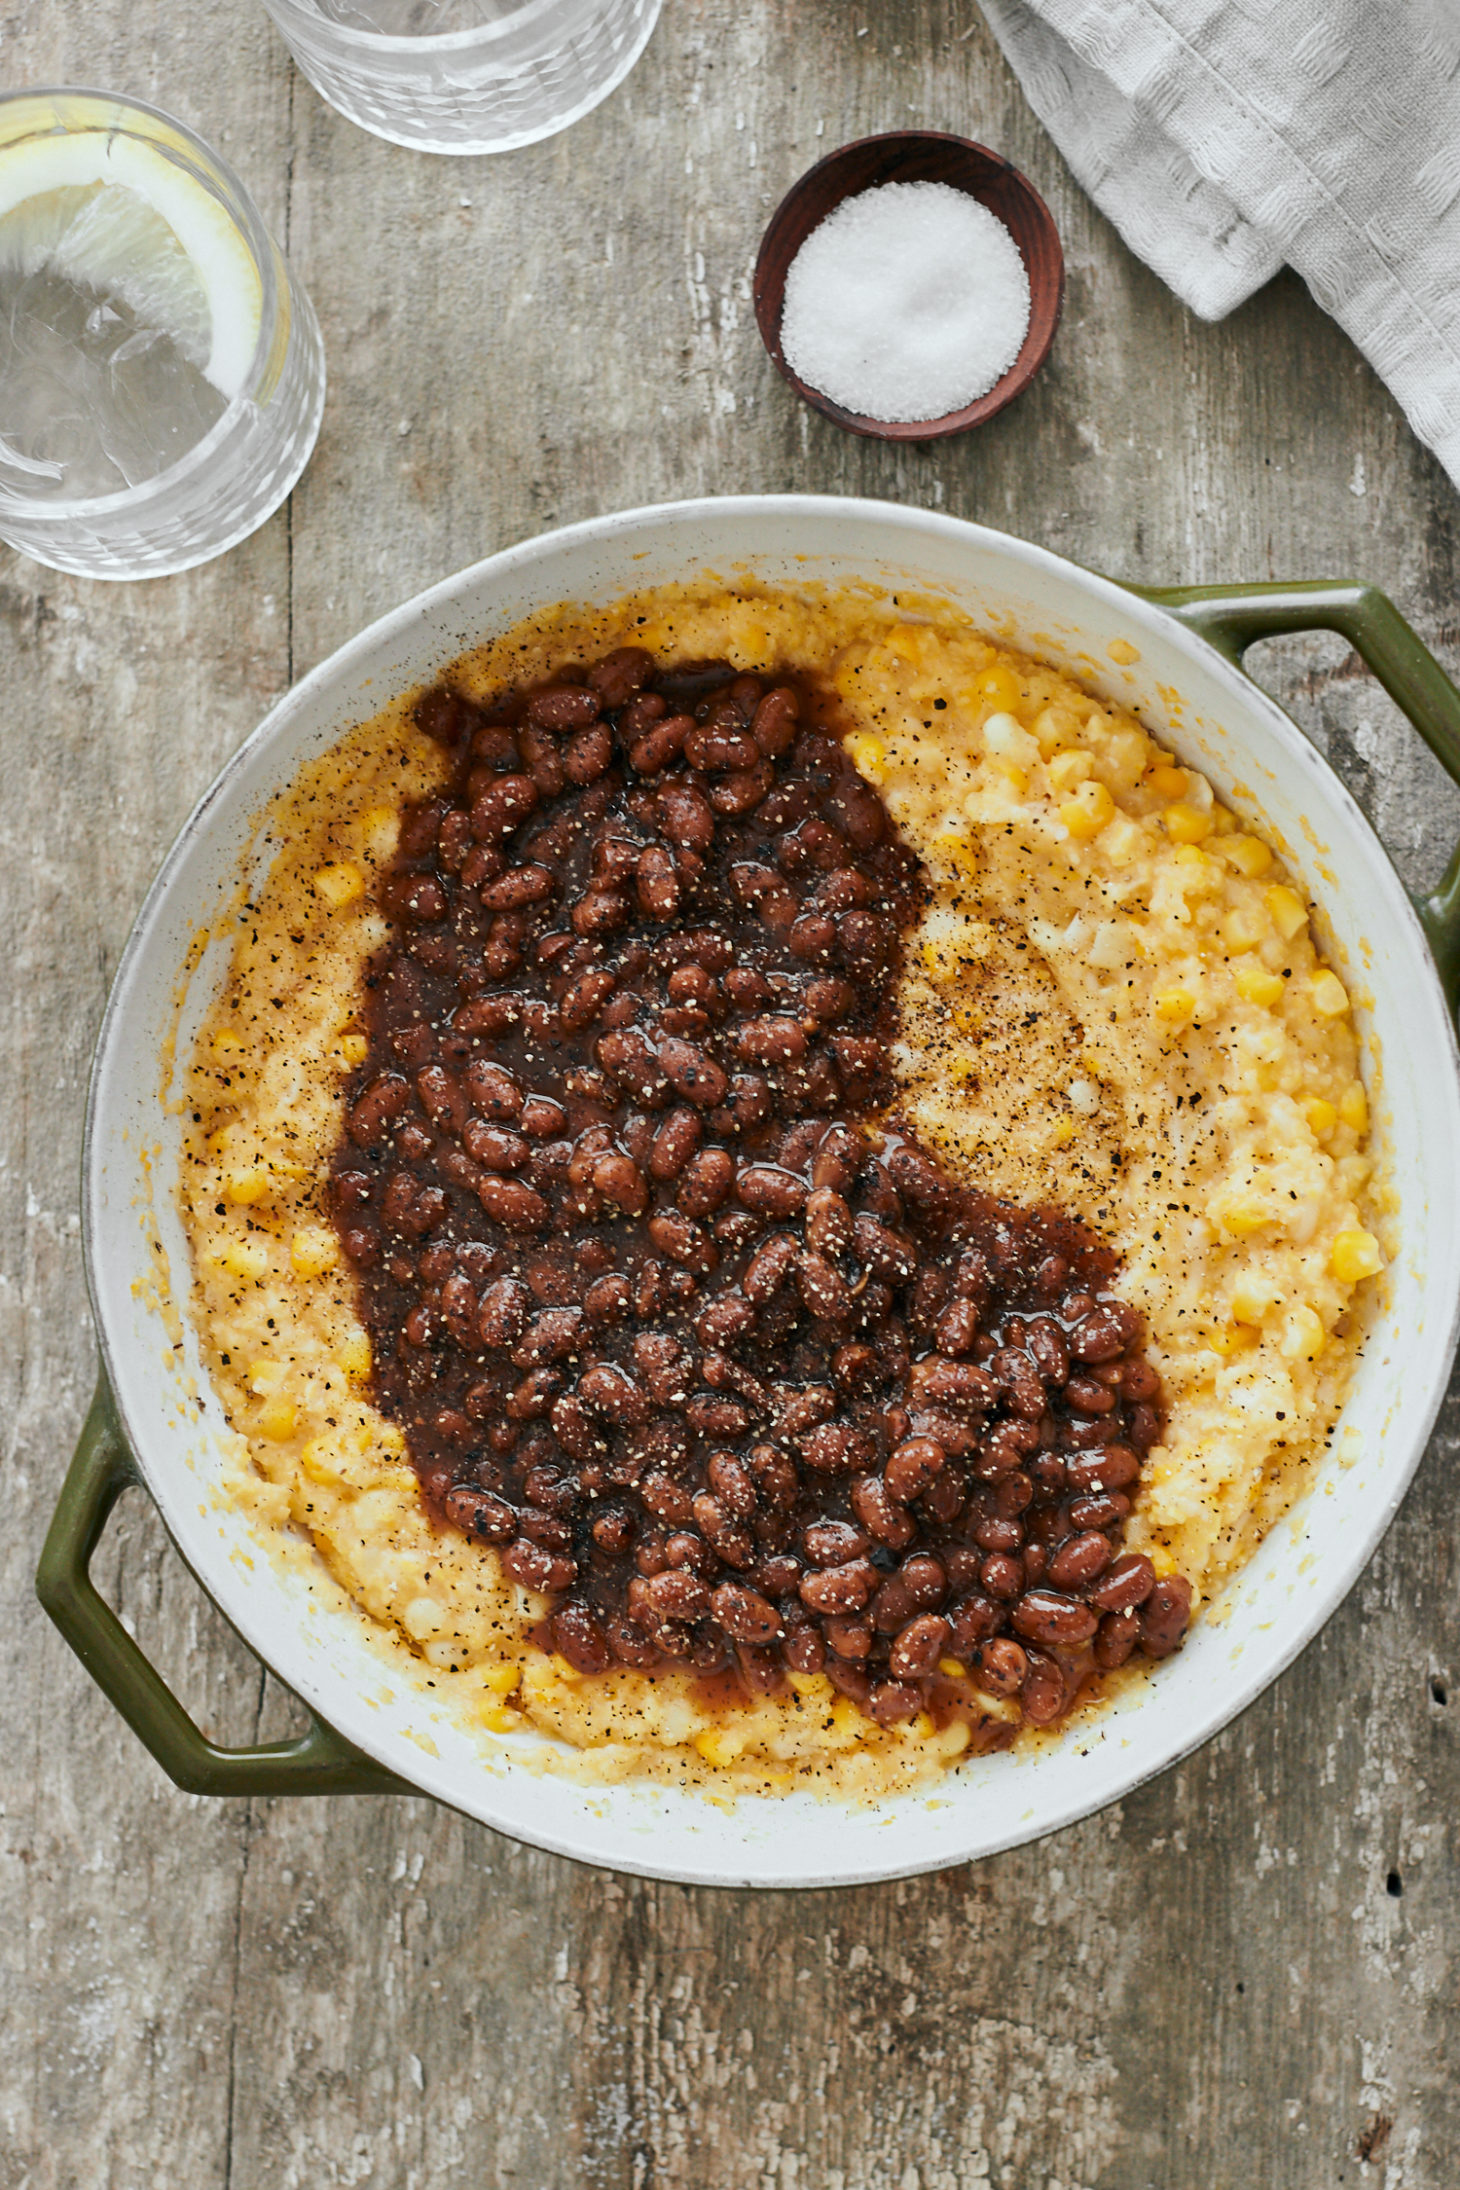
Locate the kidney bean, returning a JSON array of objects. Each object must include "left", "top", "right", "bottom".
[
  {"left": 1068, "top": 1491, "right": 1130, "bottom": 1532},
  {"left": 1071, "top": 1303, "right": 1141, "bottom": 1362},
  {"left": 475, "top": 1175, "right": 550, "bottom": 1232},
  {"left": 974, "top": 1515, "right": 1025, "bottom": 1556},
  {"left": 629, "top": 714, "right": 692, "bottom": 773},
  {"left": 1011, "top": 1589, "right": 1099, "bottom": 1647},
  {"left": 1047, "top": 1531, "right": 1114, "bottom": 1591},
  {"left": 799, "top": 1558, "right": 877, "bottom": 1614},
  {"left": 1086, "top": 1552, "right": 1156, "bottom": 1613},
  {"left": 882, "top": 1436, "right": 944, "bottom": 1504},
  {"left": 1093, "top": 1606, "right": 1142, "bottom": 1669},
  {"left": 979, "top": 1553, "right": 1023, "bottom": 1601},
  {"left": 852, "top": 1215, "right": 917, "bottom": 1285},
  {"left": 595, "top": 1028, "right": 669, "bottom": 1106},
  {"left": 469, "top": 773, "right": 539, "bottom": 844},
  {"left": 659, "top": 1038, "right": 728, "bottom": 1108},
  {"left": 1020, "top": 1653, "right": 1067, "bottom": 1725},
  {"left": 735, "top": 1016, "right": 807, "bottom": 1066},
  {"left": 1139, "top": 1575, "right": 1192, "bottom": 1657},
  {"left": 646, "top": 1107, "right": 701, "bottom": 1181},
  {"left": 848, "top": 1473, "right": 915, "bottom": 1551},
  {"left": 503, "top": 1539, "right": 577, "bottom": 1592},
  {"left": 348, "top": 1072, "right": 411, "bottom": 1145},
  {"left": 888, "top": 1613, "right": 949, "bottom": 1680},
  {"left": 751, "top": 687, "right": 799, "bottom": 756},
  {"left": 1064, "top": 1445, "right": 1141, "bottom": 1494},
  {"left": 971, "top": 1636, "right": 1026, "bottom": 1696},
  {"left": 443, "top": 1484, "right": 517, "bottom": 1542},
  {"left": 679, "top": 1147, "right": 735, "bottom": 1217}
]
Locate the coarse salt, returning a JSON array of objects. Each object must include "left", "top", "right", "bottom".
[{"left": 780, "top": 179, "right": 1032, "bottom": 423}]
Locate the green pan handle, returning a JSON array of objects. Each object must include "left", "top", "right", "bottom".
[
  {"left": 36, "top": 1375, "right": 408, "bottom": 1798},
  {"left": 1132, "top": 580, "right": 1460, "bottom": 1008}
]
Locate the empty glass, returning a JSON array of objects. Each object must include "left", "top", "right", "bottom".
[
  {"left": 0, "top": 88, "right": 325, "bottom": 582},
  {"left": 257, "top": 0, "right": 663, "bottom": 155}
]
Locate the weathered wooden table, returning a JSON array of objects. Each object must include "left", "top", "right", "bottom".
[{"left": 8, "top": 4, "right": 1459, "bottom": 2184}]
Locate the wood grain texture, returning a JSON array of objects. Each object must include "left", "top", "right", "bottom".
[{"left": 5, "top": 3, "right": 1459, "bottom": 2186}]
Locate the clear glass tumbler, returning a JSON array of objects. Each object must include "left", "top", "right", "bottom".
[
  {"left": 257, "top": 0, "right": 663, "bottom": 156},
  {"left": 0, "top": 89, "right": 325, "bottom": 582}
]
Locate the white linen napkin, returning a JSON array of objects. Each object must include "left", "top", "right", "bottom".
[{"left": 978, "top": 0, "right": 1460, "bottom": 491}]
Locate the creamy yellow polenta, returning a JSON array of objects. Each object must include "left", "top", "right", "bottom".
[{"left": 178, "top": 580, "right": 1381, "bottom": 1799}]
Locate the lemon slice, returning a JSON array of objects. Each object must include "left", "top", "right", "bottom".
[{"left": 0, "top": 130, "right": 262, "bottom": 398}]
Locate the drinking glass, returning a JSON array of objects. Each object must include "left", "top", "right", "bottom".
[
  {"left": 0, "top": 89, "right": 325, "bottom": 582},
  {"left": 257, "top": 0, "right": 663, "bottom": 156}
]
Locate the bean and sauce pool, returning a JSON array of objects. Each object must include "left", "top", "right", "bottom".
[{"left": 331, "top": 646, "right": 1191, "bottom": 1741}]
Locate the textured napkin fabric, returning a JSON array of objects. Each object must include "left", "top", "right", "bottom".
[{"left": 979, "top": 0, "right": 1460, "bottom": 490}]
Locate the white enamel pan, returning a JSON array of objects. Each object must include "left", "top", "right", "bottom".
[{"left": 37, "top": 497, "right": 1460, "bottom": 1887}]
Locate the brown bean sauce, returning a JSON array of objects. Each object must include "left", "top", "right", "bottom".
[{"left": 329, "top": 647, "right": 1191, "bottom": 1737}]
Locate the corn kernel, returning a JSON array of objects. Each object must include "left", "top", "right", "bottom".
[
  {"left": 1210, "top": 1323, "right": 1259, "bottom": 1356},
  {"left": 300, "top": 1436, "right": 344, "bottom": 1484},
  {"left": 1149, "top": 763, "right": 1188, "bottom": 799},
  {"left": 1149, "top": 1545, "right": 1178, "bottom": 1578},
  {"left": 339, "top": 1033, "right": 369, "bottom": 1067},
  {"left": 291, "top": 1226, "right": 339, "bottom": 1278},
  {"left": 247, "top": 1359, "right": 286, "bottom": 1395},
  {"left": 1304, "top": 1097, "right": 1338, "bottom": 1137},
  {"left": 1223, "top": 834, "right": 1273, "bottom": 877},
  {"left": 993, "top": 761, "right": 1027, "bottom": 795},
  {"left": 258, "top": 1395, "right": 297, "bottom": 1442},
  {"left": 846, "top": 732, "right": 886, "bottom": 785},
  {"left": 1331, "top": 1228, "right": 1383, "bottom": 1282},
  {"left": 225, "top": 1167, "right": 271, "bottom": 1206},
  {"left": 1236, "top": 964, "right": 1286, "bottom": 1008},
  {"left": 1107, "top": 637, "right": 1141, "bottom": 666},
  {"left": 218, "top": 1238, "right": 268, "bottom": 1281},
  {"left": 695, "top": 1726, "right": 748, "bottom": 1767},
  {"left": 337, "top": 1331, "right": 373, "bottom": 1382},
  {"left": 210, "top": 1028, "right": 245, "bottom": 1061},
  {"left": 1222, "top": 904, "right": 1268, "bottom": 952},
  {"left": 1047, "top": 749, "right": 1095, "bottom": 793},
  {"left": 549, "top": 1653, "right": 582, "bottom": 1685},
  {"left": 1281, "top": 1304, "right": 1326, "bottom": 1361},
  {"left": 481, "top": 1703, "right": 520, "bottom": 1734},
  {"left": 1217, "top": 1193, "right": 1270, "bottom": 1237},
  {"left": 483, "top": 1663, "right": 521, "bottom": 1695},
  {"left": 976, "top": 662, "right": 1022, "bottom": 716},
  {"left": 1060, "top": 781, "right": 1116, "bottom": 839},
  {"left": 1165, "top": 801, "right": 1212, "bottom": 844},
  {"left": 1231, "top": 1273, "right": 1277, "bottom": 1324},
  {"left": 315, "top": 861, "right": 365, "bottom": 909},
  {"left": 938, "top": 1657, "right": 968, "bottom": 1680},
  {"left": 1266, "top": 884, "right": 1308, "bottom": 941},
  {"left": 1154, "top": 986, "right": 1197, "bottom": 1023},
  {"left": 904, "top": 1711, "right": 937, "bottom": 1741},
  {"left": 1340, "top": 1082, "right": 1369, "bottom": 1132},
  {"left": 1311, "top": 970, "right": 1349, "bottom": 1017},
  {"left": 1051, "top": 1114, "right": 1077, "bottom": 1145}
]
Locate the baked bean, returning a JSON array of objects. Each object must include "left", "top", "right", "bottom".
[
  {"left": 1020, "top": 1653, "right": 1066, "bottom": 1725},
  {"left": 1087, "top": 1552, "right": 1156, "bottom": 1613},
  {"left": 476, "top": 1175, "right": 550, "bottom": 1232},
  {"left": 1064, "top": 1445, "right": 1141, "bottom": 1495},
  {"left": 1093, "top": 1606, "right": 1142, "bottom": 1668},
  {"left": 889, "top": 1613, "right": 950, "bottom": 1679},
  {"left": 679, "top": 1147, "right": 735, "bottom": 1217},
  {"left": 338, "top": 649, "right": 1169, "bottom": 1739},
  {"left": 976, "top": 1636, "right": 1028, "bottom": 1697},
  {"left": 1047, "top": 1531, "right": 1113, "bottom": 1590},
  {"left": 648, "top": 1107, "right": 703, "bottom": 1180},
  {"left": 799, "top": 1558, "right": 877, "bottom": 1614},
  {"left": 1139, "top": 1575, "right": 1192, "bottom": 1657},
  {"left": 1011, "top": 1589, "right": 1099, "bottom": 1647},
  {"left": 751, "top": 687, "right": 799, "bottom": 756},
  {"left": 660, "top": 1037, "right": 728, "bottom": 1108}
]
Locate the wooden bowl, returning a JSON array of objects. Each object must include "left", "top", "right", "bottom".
[{"left": 753, "top": 130, "right": 1065, "bottom": 443}]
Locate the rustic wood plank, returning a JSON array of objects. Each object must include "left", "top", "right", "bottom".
[{"left": 6, "top": 2, "right": 1460, "bottom": 2186}]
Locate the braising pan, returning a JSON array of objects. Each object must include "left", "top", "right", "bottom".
[{"left": 37, "top": 497, "right": 1460, "bottom": 1886}]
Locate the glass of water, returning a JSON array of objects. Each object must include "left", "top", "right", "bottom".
[
  {"left": 0, "top": 88, "right": 325, "bottom": 582},
  {"left": 258, "top": 0, "right": 663, "bottom": 155}
]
